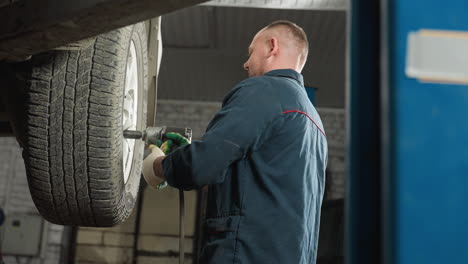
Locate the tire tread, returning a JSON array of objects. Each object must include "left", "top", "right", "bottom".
[{"left": 23, "top": 23, "right": 147, "bottom": 226}]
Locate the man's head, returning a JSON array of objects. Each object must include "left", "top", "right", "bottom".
[{"left": 243, "top": 20, "right": 309, "bottom": 77}]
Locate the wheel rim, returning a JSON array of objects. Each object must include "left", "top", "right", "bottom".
[{"left": 122, "top": 40, "right": 139, "bottom": 184}]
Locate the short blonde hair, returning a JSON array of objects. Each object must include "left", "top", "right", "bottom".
[{"left": 265, "top": 20, "right": 309, "bottom": 64}]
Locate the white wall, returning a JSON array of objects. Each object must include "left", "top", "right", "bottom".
[{"left": 0, "top": 138, "right": 64, "bottom": 264}]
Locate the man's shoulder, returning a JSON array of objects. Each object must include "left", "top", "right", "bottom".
[
  {"left": 236, "top": 75, "right": 273, "bottom": 89},
  {"left": 221, "top": 76, "right": 280, "bottom": 110},
  {"left": 228, "top": 76, "right": 274, "bottom": 98}
]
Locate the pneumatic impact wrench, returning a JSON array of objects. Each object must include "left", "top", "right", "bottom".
[
  {"left": 124, "top": 126, "right": 192, "bottom": 264},
  {"left": 123, "top": 126, "right": 192, "bottom": 156}
]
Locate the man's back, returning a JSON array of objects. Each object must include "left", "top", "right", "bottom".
[
  {"left": 142, "top": 20, "right": 327, "bottom": 264},
  {"left": 199, "top": 69, "right": 328, "bottom": 263}
]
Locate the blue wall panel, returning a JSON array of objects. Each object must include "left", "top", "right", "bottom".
[{"left": 389, "top": 1, "right": 468, "bottom": 263}]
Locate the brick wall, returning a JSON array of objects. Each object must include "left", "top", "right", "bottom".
[
  {"left": 75, "top": 213, "right": 136, "bottom": 264},
  {"left": 318, "top": 108, "right": 346, "bottom": 200},
  {"left": 136, "top": 187, "right": 197, "bottom": 264},
  {"left": 74, "top": 185, "right": 198, "bottom": 264},
  {"left": 0, "top": 138, "right": 65, "bottom": 264},
  {"left": 155, "top": 100, "right": 346, "bottom": 200},
  {"left": 155, "top": 100, "right": 222, "bottom": 140}
]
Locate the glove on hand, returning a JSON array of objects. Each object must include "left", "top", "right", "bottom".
[
  {"left": 158, "top": 139, "right": 174, "bottom": 155},
  {"left": 155, "top": 132, "right": 190, "bottom": 154},
  {"left": 142, "top": 144, "right": 167, "bottom": 189},
  {"left": 165, "top": 132, "right": 190, "bottom": 147},
  {"left": 142, "top": 133, "right": 190, "bottom": 190}
]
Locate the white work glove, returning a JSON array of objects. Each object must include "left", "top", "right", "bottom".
[{"left": 142, "top": 145, "right": 166, "bottom": 189}]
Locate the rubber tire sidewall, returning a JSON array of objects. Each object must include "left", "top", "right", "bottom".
[{"left": 122, "top": 22, "right": 148, "bottom": 218}]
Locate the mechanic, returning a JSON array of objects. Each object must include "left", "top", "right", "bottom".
[{"left": 143, "top": 20, "right": 328, "bottom": 264}]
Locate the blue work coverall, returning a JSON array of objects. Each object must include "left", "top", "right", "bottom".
[{"left": 163, "top": 69, "right": 328, "bottom": 264}]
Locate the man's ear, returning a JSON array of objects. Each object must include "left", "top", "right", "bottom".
[{"left": 268, "top": 37, "right": 279, "bottom": 56}]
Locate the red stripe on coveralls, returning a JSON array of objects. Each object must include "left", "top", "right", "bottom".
[{"left": 282, "top": 110, "right": 326, "bottom": 136}]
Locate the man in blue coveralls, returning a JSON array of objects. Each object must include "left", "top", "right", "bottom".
[{"left": 142, "top": 20, "right": 328, "bottom": 264}]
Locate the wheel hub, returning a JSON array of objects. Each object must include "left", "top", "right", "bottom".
[{"left": 122, "top": 40, "right": 139, "bottom": 184}]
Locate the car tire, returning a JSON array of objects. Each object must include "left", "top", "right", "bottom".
[{"left": 23, "top": 22, "right": 148, "bottom": 227}]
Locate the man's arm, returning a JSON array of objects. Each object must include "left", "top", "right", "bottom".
[{"left": 158, "top": 78, "right": 278, "bottom": 190}]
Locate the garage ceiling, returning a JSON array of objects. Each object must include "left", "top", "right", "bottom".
[
  {"left": 203, "top": 0, "right": 347, "bottom": 10},
  {"left": 158, "top": 5, "right": 346, "bottom": 108}
]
